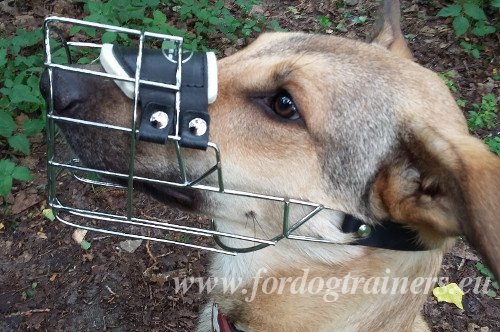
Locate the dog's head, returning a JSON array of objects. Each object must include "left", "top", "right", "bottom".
[{"left": 41, "top": 1, "right": 500, "bottom": 277}]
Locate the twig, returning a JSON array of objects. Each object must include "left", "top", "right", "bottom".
[
  {"left": 6, "top": 308, "right": 50, "bottom": 318},
  {"left": 146, "top": 236, "right": 157, "bottom": 264},
  {"left": 92, "top": 235, "right": 112, "bottom": 241},
  {"left": 105, "top": 285, "right": 117, "bottom": 296}
]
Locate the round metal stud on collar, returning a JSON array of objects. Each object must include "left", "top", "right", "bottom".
[
  {"left": 189, "top": 118, "right": 207, "bottom": 136},
  {"left": 150, "top": 111, "right": 169, "bottom": 129},
  {"left": 357, "top": 224, "right": 372, "bottom": 238}
]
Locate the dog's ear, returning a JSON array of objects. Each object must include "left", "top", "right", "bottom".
[
  {"left": 371, "top": 130, "right": 500, "bottom": 279},
  {"left": 368, "top": 0, "right": 413, "bottom": 59}
]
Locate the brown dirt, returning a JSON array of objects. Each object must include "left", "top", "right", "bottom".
[{"left": 0, "top": 0, "right": 499, "bottom": 331}]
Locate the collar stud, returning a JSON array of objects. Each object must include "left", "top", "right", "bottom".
[{"left": 356, "top": 224, "right": 372, "bottom": 238}]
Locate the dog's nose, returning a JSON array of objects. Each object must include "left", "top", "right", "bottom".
[{"left": 40, "top": 67, "right": 94, "bottom": 113}]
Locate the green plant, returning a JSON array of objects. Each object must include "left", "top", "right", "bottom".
[
  {"left": 0, "top": 28, "right": 48, "bottom": 198},
  {"left": 0, "top": 159, "right": 32, "bottom": 197},
  {"left": 459, "top": 40, "right": 484, "bottom": 58},
  {"left": 475, "top": 262, "right": 499, "bottom": 298},
  {"left": 484, "top": 136, "right": 500, "bottom": 156},
  {"left": 438, "top": 72, "right": 498, "bottom": 157},
  {"left": 74, "top": 0, "right": 280, "bottom": 51},
  {"left": 437, "top": 0, "right": 499, "bottom": 57},
  {"left": 25, "top": 282, "right": 38, "bottom": 298},
  {"left": 438, "top": 70, "right": 459, "bottom": 93},
  {"left": 467, "top": 93, "right": 497, "bottom": 131},
  {"left": 316, "top": 15, "right": 333, "bottom": 29}
]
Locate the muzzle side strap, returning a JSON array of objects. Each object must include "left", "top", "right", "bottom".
[{"left": 107, "top": 45, "right": 211, "bottom": 148}]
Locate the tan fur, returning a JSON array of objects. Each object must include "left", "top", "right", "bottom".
[{"left": 42, "top": 0, "right": 500, "bottom": 330}]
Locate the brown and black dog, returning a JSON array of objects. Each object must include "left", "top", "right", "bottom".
[{"left": 41, "top": 0, "right": 499, "bottom": 331}]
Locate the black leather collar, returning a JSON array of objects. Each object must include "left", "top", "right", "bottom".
[{"left": 341, "top": 215, "right": 426, "bottom": 251}]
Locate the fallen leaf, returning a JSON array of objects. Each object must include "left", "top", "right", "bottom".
[
  {"left": 49, "top": 273, "right": 58, "bottom": 282},
  {"left": 72, "top": 229, "right": 87, "bottom": 245},
  {"left": 82, "top": 253, "right": 94, "bottom": 261},
  {"left": 37, "top": 232, "right": 47, "bottom": 240},
  {"left": 118, "top": 239, "right": 143, "bottom": 253},
  {"left": 81, "top": 239, "right": 91, "bottom": 250},
  {"left": 433, "top": 283, "right": 464, "bottom": 309},
  {"left": 0, "top": 223, "right": 4, "bottom": 230},
  {"left": 12, "top": 191, "right": 43, "bottom": 214},
  {"left": 42, "top": 208, "right": 55, "bottom": 221}
]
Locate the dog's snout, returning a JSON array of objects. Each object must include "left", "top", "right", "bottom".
[{"left": 39, "top": 67, "right": 100, "bottom": 113}]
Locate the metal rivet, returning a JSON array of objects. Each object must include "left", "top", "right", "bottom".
[
  {"left": 188, "top": 118, "right": 207, "bottom": 136},
  {"left": 150, "top": 111, "right": 169, "bottom": 129},
  {"left": 356, "top": 224, "right": 372, "bottom": 238}
]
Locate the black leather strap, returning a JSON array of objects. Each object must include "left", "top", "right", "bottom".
[
  {"left": 341, "top": 215, "right": 426, "bottom": 251},
  {"left": 112, "top": 46, "right": 210, "bottom": 148}
]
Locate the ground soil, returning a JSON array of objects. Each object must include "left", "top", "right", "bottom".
[{"left": 0, "top": 0, "right": 499, "bottom": 331}]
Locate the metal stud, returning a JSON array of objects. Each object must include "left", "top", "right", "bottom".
[
  {"left": 356, "top": 224, "right": 372, "bottom": 238},
  {"left": 150, "top": 111, "right": 169, "bottom": 129},
  {"left": 188, "top": 118, "right": 207, "bottom": 136}
]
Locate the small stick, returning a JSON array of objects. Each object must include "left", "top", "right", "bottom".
[{"left": 6, "top": 308, "right": 50, "bottom": 318}]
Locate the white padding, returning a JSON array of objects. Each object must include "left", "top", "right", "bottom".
[
  {"left": 206, "top": 52, "right": 218, "bottom": 104},
  {"left": 100, "top": 43, "right": 218, "bottom": 104},
  {"left": 99, "top": 44, "right": 135, "bottom": 99}
]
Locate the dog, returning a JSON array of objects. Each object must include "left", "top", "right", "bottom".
[{"left": 40, "top": 0, "right": 500, "bottom": 330}]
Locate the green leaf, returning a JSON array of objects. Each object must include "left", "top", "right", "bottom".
[
  {"left": 12, "top": 166, "right": 32, "bottom": 181},
  {"left": 0, "top": 159, "right": 16, "bottom": 175},
  {"left": 475, "top": 262, "right": 496, "bottom": 279},
  {"left": 485, "top": 136, "right": 500, "bottom": 156},
  {"left": 81, "top": 239, "right": 91, "bottom": 250},
  {"left": 0, "top": 112, "right": 16, "bottom": 137},
  {"left": 102, "top": 32, "right": 116, "bottom": 44},
  {"left": 486, "top": 289, "right": 497, "bottom": 298},
  {"left": 8, "top": 134, "right": 30, "bottom": 155},
  {"left": 42, "top": 208, "right": 56, "bottom": 221},
  {"left": 0, "top": 49, "right": 7, "bottom": 67},
  {"left": 471, "top": 24, "right": 496, "bottom": 37},
  {"left": 0, "top": 176, "right": 13, "bottom": 197},
  {"left": 463, "top": 3, "right": 486, "bottom": 21},
  {"left": 493, "top": 0, "right": 500, "bottom": 8},
  {"left": 437, "top": 4, "right": 462, "bottom": 17},
  {"left": 453, "top": 16, "right": 469, "bottom": 37},
  {"left": 471, "top": 48, "right": 480, "bottom": 58},
  {"left": 23, "top": 118, "right": 45, "bottom": 136},
  {"left": 10, "top": 84, "right": 40, "bottom": 104}
]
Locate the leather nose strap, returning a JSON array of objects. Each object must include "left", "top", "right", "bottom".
[{"left": 111, "top": 45, "right": 210, "bottom": 149}]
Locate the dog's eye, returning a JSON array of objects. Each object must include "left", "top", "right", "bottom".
[{"left": 273, "top": 92, "right": 300, "bottom": 120}]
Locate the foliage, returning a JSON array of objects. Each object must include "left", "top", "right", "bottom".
[
  {"left": 316, "top": 15, "right": 333, "bottom": 29},
  {"left": 25, "top": 282, "right": 38, "bottom": 298},
  {"left": 475, "top": 262, "right": 499, "bottom": 298},
  {"left": 0, "top": 29, "right": 47, "bottom": 198},
  {"left": 484, "top": 136, "right": 500, "bottom": 156},
  {"left": 467, "top": 93, "right": 497, "bottom": 131},
  {"left": 437, "top": 0, "right": 498, "bottom": 58},
  {"left": 334, "top": 9, "right": 368, "bottom": 32},
  {"left": 0, "top": 159, "right": 32, "bottom": 197},
  {"left": 73, "top": 0, "right": 280, "bottom": 51},
  {"left": 439, "top": 72, "right": 498, "bottom": 157}
]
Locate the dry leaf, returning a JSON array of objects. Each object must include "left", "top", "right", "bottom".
[{"left": 72, "top": 229, "right": 88, "bottom": 245}]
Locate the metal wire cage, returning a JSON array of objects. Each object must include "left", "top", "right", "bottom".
[{"left": 44, "top": 17, "right": 340, "bottom": 255}]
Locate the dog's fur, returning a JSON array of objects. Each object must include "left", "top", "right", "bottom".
[{"left": 42, "top": 1, "right": 500, "bottom": 331}]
